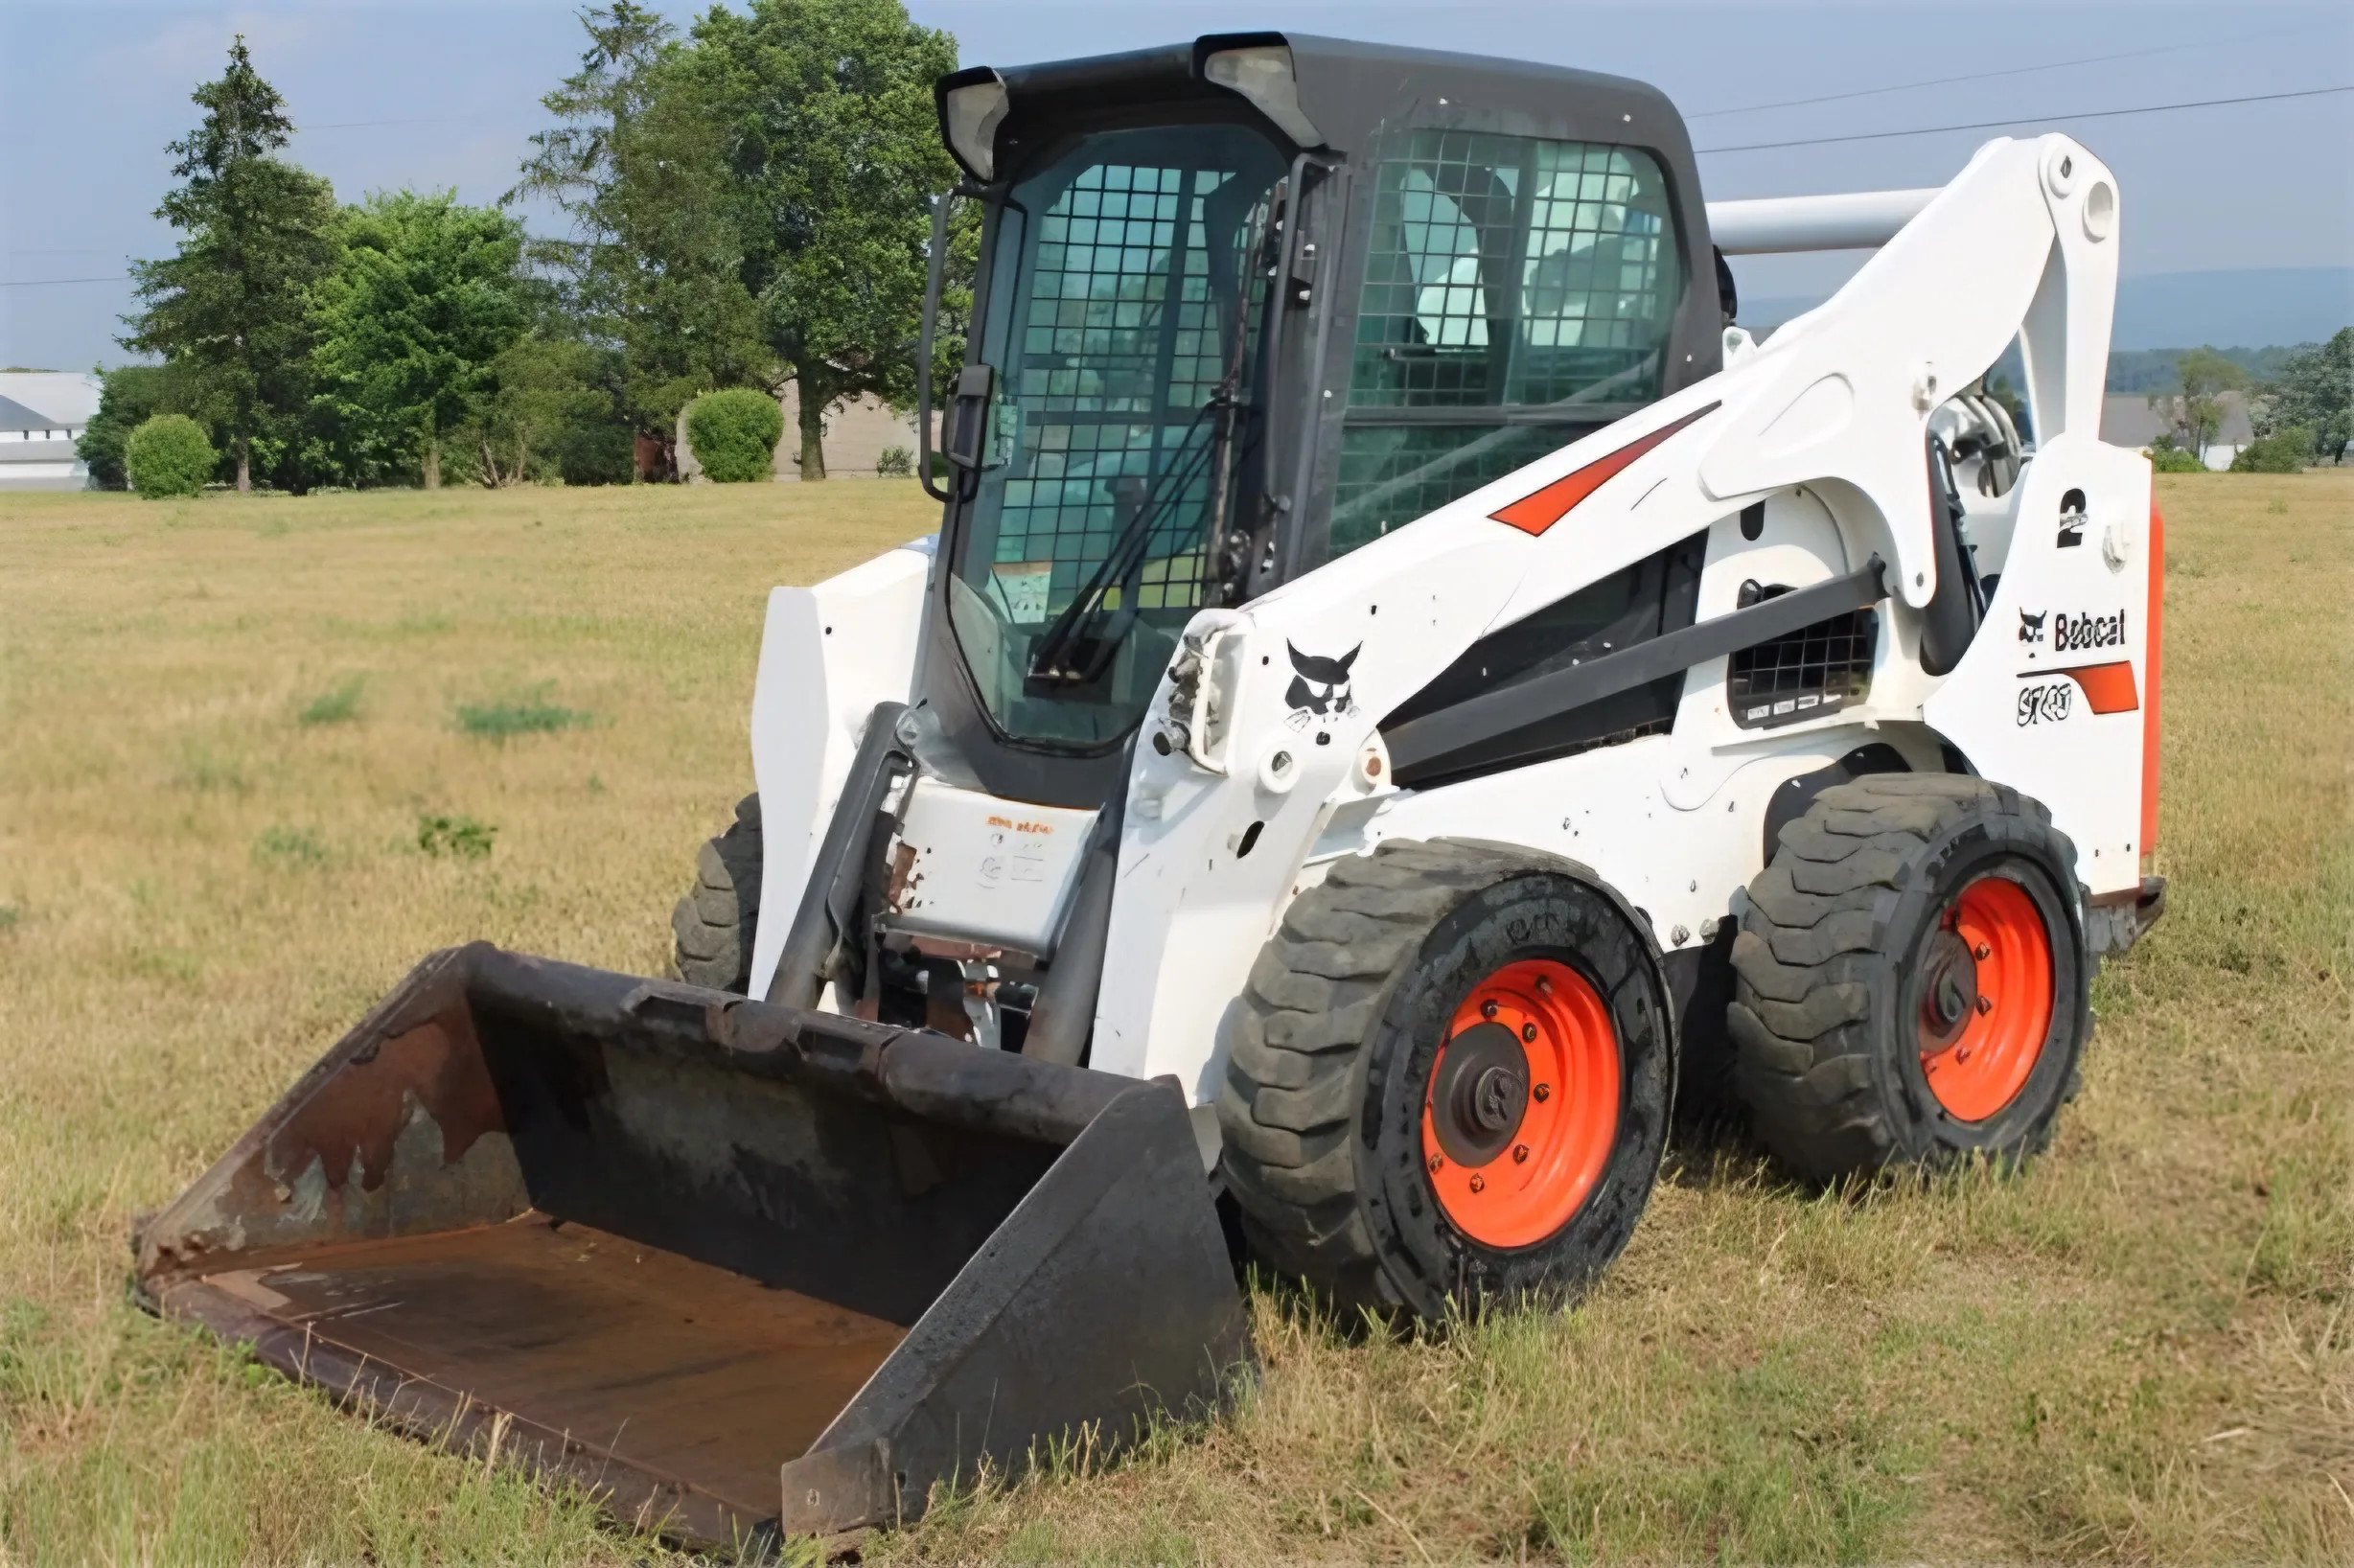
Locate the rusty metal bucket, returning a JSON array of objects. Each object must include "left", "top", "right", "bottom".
[{"left": 134, "top": 944, "right": 1249, "bottom": 1552}]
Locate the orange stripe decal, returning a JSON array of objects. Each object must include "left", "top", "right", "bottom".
[
  {"left": 1488, "top": 402, "right": 1720, "bottom": 536},
  {"left": 2061, "top": 660, "right": 2140, "bottom": 714}
]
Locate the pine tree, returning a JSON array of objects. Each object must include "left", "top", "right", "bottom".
[{"left": 122, "top": 36, "right": 338, "bottom": 492}]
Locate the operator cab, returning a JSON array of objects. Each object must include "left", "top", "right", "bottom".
[{"left": 914, "top": 35, "right": 1724, "bottom": 807}]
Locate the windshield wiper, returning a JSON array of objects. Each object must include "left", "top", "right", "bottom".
[{"left": 1025, "top": 398, "right": 1245, "bottom": 689}]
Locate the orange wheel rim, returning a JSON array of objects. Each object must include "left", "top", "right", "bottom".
[
  {"left": 1917, "top": 875, "right": 2054, "bottom": 1121},
  {"left": 1420, "top": 958, "right": 1620, "bottom": 1249}
]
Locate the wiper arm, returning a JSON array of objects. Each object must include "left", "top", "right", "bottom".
[{"left": 1025, "top": 397, "right": 1233, "bottom": 689}]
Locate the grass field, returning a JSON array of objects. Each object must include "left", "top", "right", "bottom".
[{"left": 1, "top": 474, "right": 2346, "bottom": 1565}]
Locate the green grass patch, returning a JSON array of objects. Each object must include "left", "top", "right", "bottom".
[
  {"left": 298, "top": 676, "right": 366, "bottom": 726},
  {"left": 454, "top": 688, "right": 591, "bottom": 739},
  {"left": 251, "top": 827, "right": 327, "bottom": 865},
  {"left": 416, "top": 813, "right": 496, "bottom": 860}
]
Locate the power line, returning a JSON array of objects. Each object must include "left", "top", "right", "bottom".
[
  {"left": 1696, "top": 83, "right": 2352, "bottom": 153},
  {"left": 1686, "top": 37, "right": 2268, "bottom": 120},
  {"left": 0, "top": 276, "right": 127, "bottom": 288}
]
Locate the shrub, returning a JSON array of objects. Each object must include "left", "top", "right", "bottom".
[
  {"left": 875, "top": 444, "right": 914, "bottom": 477},
  {"left": 2147, "top": 435, "right": 2206, "bottom": 473},
  {"left": 684, "top": 389, "right": 783, "bottom": 482},
  {"left": 2229, "top": 427, "right": 2312, "bottom": 473},
  {"left": 125, "top": 414, "right": 217, "bottom": 498}
]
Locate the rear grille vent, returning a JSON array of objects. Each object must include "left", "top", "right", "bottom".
[{"left": 1728, "top": 605, "right": 1878, "bottom": 729}]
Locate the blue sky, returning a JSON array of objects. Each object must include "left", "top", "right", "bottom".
[{"left": 3, "top": 0, "right": 2347, "bottom": 369}]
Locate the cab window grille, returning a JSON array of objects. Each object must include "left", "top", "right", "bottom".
[
  {"left": 1328, "top": 131, "right": 1685, "bottom": 559},
  {"left": 1727, "top": 606, "right": 1879, "bottom": 729}
]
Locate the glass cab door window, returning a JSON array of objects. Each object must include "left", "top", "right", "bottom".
[
  {"left": 946, "top": 123, "right": 1286, "bottom": 749},
  {"left": 1331, "top": 131, "right": 1683, "bottom": 558}
]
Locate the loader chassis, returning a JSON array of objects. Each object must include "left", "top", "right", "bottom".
[{"left": 144, "top": 30, "right": 2163, "bottom": 1550}]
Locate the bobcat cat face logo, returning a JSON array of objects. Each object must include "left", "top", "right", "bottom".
[
  {"left": 1285, "top": 642, "right": 1360, "bottom": 717},
  {"left": 2018, "top": 610, "right": 2047, "bottom": 645}
]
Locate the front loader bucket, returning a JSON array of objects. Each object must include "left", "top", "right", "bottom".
[{"left": 134, "top": 945, "right": 1249, "bottom": 1550}]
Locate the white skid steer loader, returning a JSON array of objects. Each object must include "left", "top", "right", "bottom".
[{"left": 143, "top": 33, "right": 2166, "bottom": 1550}]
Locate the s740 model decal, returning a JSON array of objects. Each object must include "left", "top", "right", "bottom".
[
  {"left": 2017, "top": 680, "right": 2073, "bottom": 726},
  {"left": 2015, "top": 660, "right": 2139, "bottom": 716}
]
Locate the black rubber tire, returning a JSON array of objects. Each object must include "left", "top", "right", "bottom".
[
  {"left": 1728, "top": 773, "right": 2090, "bottom": 1182},
  {"left": 671, "top": 794, "right": 763, "bottom": 994},
  {"left": 1216, "top": 839, "right": 1674, "bottom": 1319}
]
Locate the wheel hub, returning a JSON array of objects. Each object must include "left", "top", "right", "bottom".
[
  {"left": 1419, "top": 959, "right": 1623, "bottom": 1250},
  {"left": 1918, "top": 928, "right": 1979, "bottom": 1047},
  {"left": 1916, "top": 874, "right": 2056, "bottom": 1122},
  {"left": 1430, "top": 1022, "right": 1527, "bottom": 1165}
]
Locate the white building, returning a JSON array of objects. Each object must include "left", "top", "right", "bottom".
[
  {"left": 2099, "top": 389, "right": 2255, "bottom": 471},
  {"left": 0, "top": 372, "right": 103, "bottom": 491}
]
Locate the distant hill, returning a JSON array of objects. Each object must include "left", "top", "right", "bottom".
[
  {"left": 1742, "top": 266, "right": 2351, "bottom": 355},
  {"left": 2103, "top": 346, "right": 2305, "bottom": 394}
]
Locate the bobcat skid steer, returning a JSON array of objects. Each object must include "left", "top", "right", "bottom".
[{"left": 141, "top": 33, "right": 2165, "bottom": 1551}]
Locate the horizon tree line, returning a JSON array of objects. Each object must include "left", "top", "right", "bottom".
[{"left": 84, "top": 1, "right": 963, "bottom": 492}]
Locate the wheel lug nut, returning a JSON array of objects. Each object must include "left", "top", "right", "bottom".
[
  {"left": 1532, "top": 1084, "right": 1551, "bottom": 1102},
  {"left": 1468, "top": 1174, "right": 1485, "bottom": 1193},
  {"left": 1975, "top": 995, "right": 1994, "bottom": 1014},
  {"left": 1512, "top": 1144, "right": 1529, "bottom": 1163},
  {"left": 1535, "top": 977, "right": 1553, "bottom": 996},
  {"left": 1427, "top": 1153, "right": 1443, "bottom": 1173},
  {"left": 1973, "top": 943, "right": 1991, "bottom": 960},
  {"left": 1521, "top": 1022, "right": 1537, "bottom": 1042},
  {"left": 1480, "top": 1000, "right": 1499, "bottom": 1019}
]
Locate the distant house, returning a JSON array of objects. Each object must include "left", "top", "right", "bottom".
[
  {"left": 2100, "top": 389, "right": 2253, "bottom": 471},
  {"left": 0, "top": 372, "right": 103, "bottom": 491}
]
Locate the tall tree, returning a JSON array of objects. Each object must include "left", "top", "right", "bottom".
[
  {"left": 2153, "top": 346, "right": 2250, "bottom": 455},
  {"left": 512, "top": 5, "right": 767, "bottom": 471},
  {"left": 2251, "top": 328, "right": 2352, "bottom": 462},
  {"left": 122, "top": 36, "right": 339, "bottom": 492},
  {"left": 683, "top": 0, "right": 959, "bottom": 478},
  {"left": 309, "top": 191, "right": 532, "bottom": 487}
]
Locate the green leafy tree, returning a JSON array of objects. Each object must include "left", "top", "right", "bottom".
[
  {"left": 309, "top": 190, "right": 532, "bottom": 487},
  {"left": 121, "top": 37, "right": 339, "bottom": 492},
  {"left": 2147, "top": 346, "right": 2249, "bottom": 456},
  {"left": 2250, "top": 328, "right": 2351, "bottom": 463},
  {"left": 125, "top": 414, "right": 218, "bottom": 497},
  {"left": 511, "top": 5, "right": 768, "bottom": 472},
  {"left": 680, "top": 0, "right": 959, "bottom": 478},
  {"left": 684, "top": 387, "right": 784, "bottom": 480},
  {"left": 456, "top": 332, "right": 623, "bottom": 486}
]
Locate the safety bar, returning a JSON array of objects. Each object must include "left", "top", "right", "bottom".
[{"left": 1707, "top": 188, "right": 1940, "bottom": 255}]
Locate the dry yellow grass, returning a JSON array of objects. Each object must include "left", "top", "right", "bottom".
[{"left": 1, "top": 473, "right": 2347, "bottom": 1564}]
